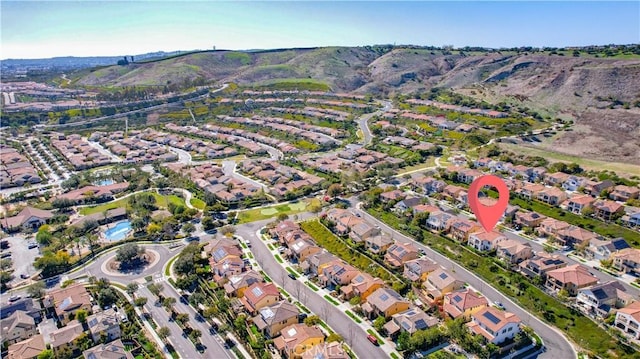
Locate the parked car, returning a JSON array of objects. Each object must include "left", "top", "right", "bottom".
[
  {"left": 494, "top": 301, "right": 505, "bottom": 310},
  {"left": 28, "top": 242, "right": 38, "bottom": 249},
  {"left": 20, "top": 273, "right": 30, "bottom": 279},
  {"left": 367, "top": 334, "right": 379, "bottom": 345},
  {"left": 8, "top": 295, "right": 21, "bottom": 302},
  {"left": 288, "top": 273, "right": 297, "bottom": 280}
]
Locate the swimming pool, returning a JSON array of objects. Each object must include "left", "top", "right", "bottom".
[
  {"left": 103, "top": 221, "right": 132, "bottom": 241},
  {"left": 96, "top": 179, "right": 115, "bottom": 186}
]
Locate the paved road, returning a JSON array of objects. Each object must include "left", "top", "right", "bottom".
[
  {"left": 154, "top": 279, "right": 235, "bottom": 359},
  {"left": 65, "top": 243, "right": 233, "bottom": 358},
  {"left": 347, "top": 199, "right": 576, "bottom": 359},
  {"left": 138, "top": 285, "right": 204, "bottom": 359},
  {"left": 221, "top": 160, "right": 267, "bottom": 190},
  {"left": 236, "top": 219, "right": 390, "bottom": 359}
]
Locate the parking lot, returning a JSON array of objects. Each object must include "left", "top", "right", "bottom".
[{"left": 2, "top": 234, "right": 40, "bottom": 285}]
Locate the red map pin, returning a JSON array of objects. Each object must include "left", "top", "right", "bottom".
[{"left": 468, "top": 175, "right": 509, "bottom": 233}]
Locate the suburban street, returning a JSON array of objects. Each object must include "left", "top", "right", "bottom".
[
  {"left": 347, "top": 199, "right": 577, "bottom": 359},
  {"left": 236, "top": 219, "right": 392, "bottom": 359},
  {"left": 355, "top": 100, "right": 391, "bottom": 147},
  {"left": 137, "top": 285, "right": 206, "bottom": 359}
]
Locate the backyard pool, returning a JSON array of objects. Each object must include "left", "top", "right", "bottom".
[{"left": 103, "top": 221, "right": 132, "bottom": 241}]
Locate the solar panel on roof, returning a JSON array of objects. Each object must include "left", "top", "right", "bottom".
[
  {"left": 380, "top": 294, "right": 389, "bottom": 301},
  {"left": 415, "top": 319, "right": 428, "bottom": 329},
  {"left": 482, "top": 311, "right": 501, "bottom": 325},
  {"left": 261, "top": 307, "right": 274, "bottom": 319},
  {"left": 439, "top": 272, "right": 448, "bottom": 280},
  {"left": 401, "top": 322, "right": 411, "bottom": 330},
  {"left": 59, "top": 297, "right": 73, "bottom": 310},
  {"left": 453, "top": 295, "right": 462, "bottom": 303},
  {"left": 251, "top": 287, "right": 264, "bottom": 297}
]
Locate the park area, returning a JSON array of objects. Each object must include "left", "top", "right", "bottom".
[{"left": 237, "top": 198, "right": 321, "bottom": 223}]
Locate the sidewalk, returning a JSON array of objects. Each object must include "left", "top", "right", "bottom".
[
  {"left": 163, "top": 246, "right": 252, "bottom": 359},
  {"left": 113, "top": 287, "right": 173, "bottom": 359},
  {"left": 250, "top": 229, "right": 401, "bottom": 358}
]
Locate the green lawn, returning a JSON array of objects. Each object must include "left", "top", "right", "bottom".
[
  {"left": 345, "top": 310, "right": 362, "bottom": 324},
  {"left": 301, "top": 219, "right": 402, "bottom": 283},
  {"left": 237, "top": 198, "right": 321, "bottom": 223},
  {"left": 79, "top": 197, "right": 129, "bottom": 215},
  {"left": 274, "top": 254, "right": 284, "bottom": 263},
  {"left": 79, "top": 191, "right": 185, "bottom": 215},
  {"left": 190, "top": 197, "right": 206, "bottom": 210}
]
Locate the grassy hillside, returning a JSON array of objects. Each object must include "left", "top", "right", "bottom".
[{"left": 68, "top": 47, "right": 640, "bottom": 165}]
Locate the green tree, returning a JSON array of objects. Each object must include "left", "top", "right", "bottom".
[
  {"left": 158, "top": 326, "right": 171, "bottom": 341},
  {"left": 219, "top": 225, "right": 235, "bottom": 237},
  {"left": 126, "top": 282, "right": 139, "bottom": 296},
  {"left": 162, "top": 297, "right": 176, "bottom": 312},
  {"left": 175, "top": 313, "right": 189, "bottom": 326},
  {"left": 349, "top": 296, "right": 361, "bottom": 306},
  {"left": 134, "top": 297, "right": 148, "bottom": 307},
  {"left": 37, "top": 349, "right": 54, "bottom": 359},
  {"left": 116, "top": 243, "right": 144, "bottom": 267},
  {"left": 76, "top": 309, "right": 88, "bottom": 323},
  {"left": 148, "top": 283, "right": 164, "bottom": 297},
  {"left": 373, "top": 316, "right": 387, "bottom": 333},
  {"left": 27, "top": 282, "right": 46, "bottom": 299},
  {"left": 304, "top": 315, "right": 321, "bottom": 326},
  {"left": 182, "top": 222, "right": 196, "bottom": 236},
  {"left": 327, "top": 184, "right": 343, "bottom": 198},
  {"left": 327, "top": 333, "right": 343, "bottom": 343}
]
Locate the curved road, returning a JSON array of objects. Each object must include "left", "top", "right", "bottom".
[
  {"left": 356, "top": 100, "right": 392, "bottom": 147},
  {"left": 67, "top": 243, "right": 234, "bottom": 359},
  {"left": 348, "top": 199, "right": 577, "bottom": 359}
]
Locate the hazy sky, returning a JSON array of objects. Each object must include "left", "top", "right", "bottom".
[{"left": 2, "top": 1, "right": 639, "bottom": 59}]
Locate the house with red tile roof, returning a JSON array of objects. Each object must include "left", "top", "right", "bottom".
[
  {"left": 380, "top": 189, "right": 405, "bottom": 203},
  {"left": 448, "top": 218, "right": 481, "bottom": 242},
  {"left": 241, "top": 282, "right": 281, "bottom": 315},
  {"left": 555, "top": 226, "right": 599, "bottom": 248},
  {"left": 273, "top": 323, "right": 325, "bottom": 359},
  {"left": 495, "top": 239, "right": 533, "bottom": 265},
  {"left": 545, "top": 264, "right": 598, "bottom": 296},
  {"left": 384, "top": 241, "right": 420, "bottom": 268},
  {"left": 514, "top": 211, "right": 546, "bottom": 228},
  {"left": 609, "top": 185, "right": 640, "bottom": 202},
  {"left": 565, "top": 195, "right": 596, "bottom": 215},
  {"left": 519, "top": 253, "right": 568, "bottom": 279},
  {"left": 403, "top": 258, "right": 439, "bottom": 283},
  {"left": 1, "top": 207, "right": 53, "bottom": 233},
  {"left": 443, "top": 289, "right": 489, "bottom": 319},
  {"left": 466, "top": 307, "right": 521, "bottom": 344},
  {"left": 536, "top": 218, "right": 571, "bottom": 238},
  {"left": 614, "top": 301, "right": 640, "bottom": 340},
  {"left": 593, "top": 200, "right": 625, "bottom": 221},
  {"left": 7, "top": 334, "right": 45, "bottom": 359},
  {"left": 612, "top": 248, "right": 640, "bottom": 276},
  {"left": 340, "top": 272, "right": 385, "bottom": 301},
  {"left": 517, "top": 183, "right": 546, "bottom": 200},
  {"left": 362, "top": 287, "right": 410, "bottom": 319},
  {"left": 536, "top": 187, "right": 568, "bottom": 206}
]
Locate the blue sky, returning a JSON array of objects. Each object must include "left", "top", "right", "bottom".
[{"left": 1, "top": 1, "right": 639, "bottom": 59}]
